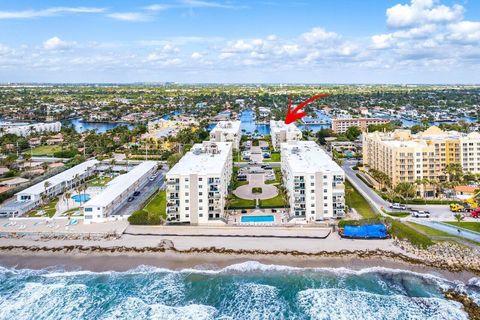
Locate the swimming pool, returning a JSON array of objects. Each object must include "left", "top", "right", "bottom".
[
  {"left": 241, "top": 215, "right": 275, "bottom": 223},
  {"left": 71, "top": 194, "right": 91, "bottom": 203}
]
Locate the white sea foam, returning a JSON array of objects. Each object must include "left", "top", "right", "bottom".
[
  {"left": 101, "top": 297, "right": 217, "bottom": 320},
  {"left": 0, "top": 282, "right": 89, "bottom": 320},
  {"left": 216, "top": 282, "right": 289, "bottom": 319},
  {"left": 297, "top": 288, "right": 469, "bottom": 320}
]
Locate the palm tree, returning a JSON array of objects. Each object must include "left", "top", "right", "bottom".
[
  {"left": 43, "top": 181, "right": 52, "bottom": 201},
  {"left": 394, "top": 182, "right": 416, "bottom": 205},
  {"left": 64, "top": 191, "right": 71, "bottom": 210},
  {"left": 454, "top": 213, "right": 464, "bottom": 223}
]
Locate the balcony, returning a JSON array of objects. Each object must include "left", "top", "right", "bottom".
[
  {"left": 167, "top": 207, "right": 178, "bottom": 214},
  {"left": 166, "top": 181, "right": 178, "bottom": 186}
]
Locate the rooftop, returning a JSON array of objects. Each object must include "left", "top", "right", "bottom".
[
  {"left": 167, "top": 141, "right": 232, "bottom": 176},
  {"left": 281, "top": 141, "right": 343, "bottom": 174},
  {"left": 210, "top": 120, "right": 241, "bottom": 134},
  {"left": 270, "top": 120, "right": 302, "bottom": 133},
  {"left": 16, "top": 159, "right": 99, "bottom": 196},
  {"left": 83, "top": 161, "right": 157, "bottom": 208}
]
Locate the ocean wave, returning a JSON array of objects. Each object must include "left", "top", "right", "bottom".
[
  {"left": 0, "top": 261, "right": 464, "bottom": 287},
  {"left": 101, "top": 297, "right": 218, "bottom": 320},
  {"left": 297, "top": 288, "right": 469, "bottom": 320}
]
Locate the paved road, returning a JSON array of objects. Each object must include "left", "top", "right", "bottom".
[
  {"left": 342, "top": 159, "right": 453, "bottom": 219},
  {"left": 113, "top": 172, "right": 165, "bottom": 216}
]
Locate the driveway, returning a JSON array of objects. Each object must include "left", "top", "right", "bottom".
[
  {"left": 234, "top": 173, "right": 278, "bottom": 200},
  {"left": 250, "top": 145, "right": 264, "bottom": 162},
  {"left": 113, "top": 172, "right": 164, "bottom": 216}
]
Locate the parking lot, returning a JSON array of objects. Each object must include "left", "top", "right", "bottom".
[{"left": 113, "top": 171, "right": 165, "bottom": 217}]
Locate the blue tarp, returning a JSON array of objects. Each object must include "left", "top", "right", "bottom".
[{"left": 343, "top": 224, "right": 387, "bottom": 239}]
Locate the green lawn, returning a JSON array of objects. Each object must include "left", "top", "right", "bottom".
[
  {"left": 128, "top": 190, "right": 166, "bottom": 225},
  {"left": 266, "top": 167, "right": 282, "bottom": 184},
  {"left": 28, "top": 197, "right": 60, "bottom": 218},
  {"left": 28, "top": 145, "right": 62, "bottom": 156},
  {"left": 388, "top": 219, "right": 434, "bottom": 248},
  {"left": 345, "top": 180, "right": 377, "bottom": 219},
  {"left": 259, "top": 194, "right": 288, "bottom": 208},
  {"left": 445, "top": 222, "right": 480, "bottom": 233},
  {"left": 407, "top": 221, "right": 480, "bottom": 247},
  {"left": 265, "top": 152, "right": 280, "bottom": 162},
  {"left": 227, "top": 195, "right": 256, "bottom": 209},
  {"left": 385, "top": 211, "right": 411, "bottom": 218},
  {"left": 406, "top": 222, "right": 453, "bottom": 237},
  {"left": 144, "top": 190, "right": 167, "bottom": 219},
  {"left": 87, "top": 176, "right": 113, "bottom": 187}
]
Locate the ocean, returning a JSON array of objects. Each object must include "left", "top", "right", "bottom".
[{"left": 0, "top": 261, "right": 478, "bottom": 320}]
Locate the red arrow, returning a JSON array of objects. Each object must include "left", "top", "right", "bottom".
[{"left": 284, "top": 93, "right": 329, "bottom": 124}]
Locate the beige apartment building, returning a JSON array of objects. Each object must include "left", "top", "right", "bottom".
[
  {"left": 332, "top": 117, "right": 390, "bottom": 133},
  {"left": 363, "top": 126, "right": 480, "bottom": 197}
]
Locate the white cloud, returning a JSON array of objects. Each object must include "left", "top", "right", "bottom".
[
  {"left": 301, "top": 27, "right": 338, "bottom": 44},
  {"left": 144, "top": 4, "right": 171, "bottom": 12},
  {"left": 107, "top": 12, "right": 151, "bottom": 22},
  {"left": 43, "top": 37, "right": 75, "bottom": 50},
  {"left": 448, "top": 21, "right": 480, "bottom": 43},
  {"left": 386, "top": 0, "right": 463, "bottom": 28},
  {"left": 180, "top": 0, "right": 245, "bottom": 9},
  {"left": 0, "top": 7, "right": 104, "bottom": 19},
  {"left": 219, "top": 52, "right": 234, "bottom": 60},
  {"left": 191, "top": 52, "right": 203, "bottom": 59}
]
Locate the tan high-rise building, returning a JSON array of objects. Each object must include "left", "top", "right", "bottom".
[{"left": 363, "top": 126, "right": 479, "bottom": 196}]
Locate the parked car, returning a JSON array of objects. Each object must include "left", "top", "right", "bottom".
[
  {"left": 133, "top": 191, "right": 140, "bottom": 196},
  {"left": 149, "top": 176, "right": 155, "bottom": 182},
  {"left": 389, "top": 203, "right": 407, "bottom": 210},
  {"left": 127, "top": 196, "right": 135, "bottom": 202},
  {"left": 412, "top": 210, "right": 430, "bottom": 218},
  {"left": 470, "top": 208, "right": 480, "bottom": 218}
]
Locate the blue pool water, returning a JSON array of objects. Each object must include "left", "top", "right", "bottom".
[
  {"left": 0, "top": 262, "right": 478, "bottom": 319},
  {"left": 241, "top": 215, "right": 274, "bottom": 223},
  {"left": 71, "top": 194, "right": 91, "bottom": 203}
]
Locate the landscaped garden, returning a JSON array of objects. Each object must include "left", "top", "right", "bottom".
[
  {"left": 28, "top": 197, "right": 60, "bottom": 218},
  {"left": 128, "top": 190, "right": 166, "bottom": 225}
]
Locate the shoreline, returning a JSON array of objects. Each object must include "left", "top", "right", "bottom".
[{"left": 0, "top": 243, "right": 478, "bottom": 282}]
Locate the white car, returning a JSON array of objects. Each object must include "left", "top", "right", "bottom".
[
  {"left": 412, "top": 211, "right": 430, "bottom": 218},
  {"left": 390, "top": 203, "right": 407, "bottom": 210}
]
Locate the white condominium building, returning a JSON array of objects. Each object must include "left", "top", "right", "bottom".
[
  {"left": 166, "top": 141, "right": 233, "bottom": 225},
  {"left": 0, "top": 122, "right": 62, "bottom": 137},
  {"left": 83, "top": 161, "right": 157, "bottom": 223},
  {"left": 270, "top": 120, "right": 302, "bottom": 151},
  {"left": 281, "top": 141, "right": 345, "bottom": 221},
  {"left": 460, "top": 132, "right": 480, "bottom": 174},
  {"left": 209, "top": 121, "right": 242, "bottom": 149},
  {"left": 16, "top": 159, "right": 99, "bottom": 204}
]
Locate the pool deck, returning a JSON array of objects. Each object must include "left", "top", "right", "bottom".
[{"left": 228, "top": 209, "right": 288, "bottom": 225}]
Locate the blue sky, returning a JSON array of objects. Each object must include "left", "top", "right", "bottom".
[{"left": 0, "top": 0, "right": 479, "bottom": 83}]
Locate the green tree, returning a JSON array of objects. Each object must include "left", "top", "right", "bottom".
[
  {"left": 394, "top": 182, "right": 416, "bottom": 203},
  {"left": 345, "top": 126, "right": 362, "bottom": 141}
]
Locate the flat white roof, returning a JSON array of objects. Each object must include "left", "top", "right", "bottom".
[
  {"left": 282, "top": 141, "right": 343, "bottom": 174},
  {"left": 210, "top": 121, "right": 241, "bottom": 134},
  {"left": 83, "top": 161, "right": 157, "bottom": 208},
  {"left": 270, "top": 120, "right": 301, "bottom": 133},
  {"left": 167, "top": 141, "right": 232, "bottom": 176},
  {"left": 16, "top": 159, "right": 99, "bottom": 196}
]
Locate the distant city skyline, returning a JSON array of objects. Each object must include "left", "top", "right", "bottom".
[{"left": 0, "top": 0, "right": 479, "bottom": 83}]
